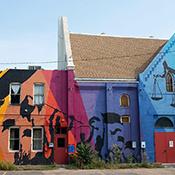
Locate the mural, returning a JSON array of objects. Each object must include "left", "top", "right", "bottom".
[
  {"left": 0, "top": 69, "right": 140, "bottom": 164},
  {"left": 76, "top": 82, "right": 140, "bottom": 162},
  {"left": 0, "top": 69, "right": 68, "bottom": 164},
  {"left": 139, "top": 34, "right": 175, "bottom": 162}
]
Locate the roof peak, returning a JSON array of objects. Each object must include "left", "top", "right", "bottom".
[{"left": 70, "top": 32, "right": 168, "bottom": 41}]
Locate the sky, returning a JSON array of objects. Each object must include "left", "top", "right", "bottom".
[{"left": 0, "top": 0, "right": 175, "bottom": 70}]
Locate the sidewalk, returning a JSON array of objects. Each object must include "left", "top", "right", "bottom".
[
  {"left": 45, "top": 168, "right": 175, "bottom": 175},
  {"left": 1, "top": 168, "right": 175, "bottom": 175}
]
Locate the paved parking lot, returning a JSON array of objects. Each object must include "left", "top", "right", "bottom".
[{"left": 0, "top": 168, "right": 175, "bottom": 175}]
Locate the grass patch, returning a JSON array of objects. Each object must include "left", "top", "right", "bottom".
[
  {"left": 15, "top": 164, "right": 62, "bottom": 171},
  {"left": 67, "top": 143, "right": 163, "bottom": 169},
  {"left": 0, "top": 161, "right": 16, "bottom": 170},
  {"left": 67, "top": 162, "right": 163, "bottom": 169},
  {"left": 0, "top": 162, "right": 163, "bottom": 171}
]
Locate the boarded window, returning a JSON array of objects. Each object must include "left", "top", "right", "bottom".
[
  {"left": 9, "top": 128, "right": 20, "bottom": 151},
  {"left": 120, "top": 115, "right": 130, "bottom": 123},
  {"left": 32, "top": 128, "right": 43, "bottom": 151},
  {"left": 57, "top": 138, "right": 65, "bottom": 147},
  {"left": 166, "top": 73, "right": 174, "bottom": 92},
  {"left": 120, "top": 94, "right": 130, "bottom": 107},
  {"left": 10, "top": 83, "right": 21, "bottom": 104},
  {"left": 34, "top": 83, "right": 44, "bottom": 105},
  {"left": 155, "top": 117, "right": 173, "bottom": 128}
]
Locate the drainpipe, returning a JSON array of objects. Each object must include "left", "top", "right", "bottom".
[
  {"left": 105, "top": 83, "right": 114, "bottom": 158},
  {"left": 67, "top": 70, "right": 75, "bottom": 164},
  {"left": 137, "top": 76, "right": 143, "bottom": 163}
]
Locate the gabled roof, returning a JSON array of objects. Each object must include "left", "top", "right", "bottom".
[{"left": 70, "top": 33, "right": 167, "bottom": 79}]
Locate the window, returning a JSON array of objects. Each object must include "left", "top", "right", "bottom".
[
  {"left": 166, "top": 72, "right": 174, "bottom": 92},
  {"left": 120, "top": 94, "right": 130, "bottom": 107},
  {"left": 155, "top": 117, "right": 174, "bottom": 128},
  {"left": 120, "top": 115, "right": 130, "bottom": 123},
  {"left": 10, "top": 83, "right": 21, "bottom": 104},
  {"left": 55, "top": 127, "right": 67, "bottom": 134},
  {"left": 34, "top": 83, "right": 44, "bottom": 105},
  {"left": 9, "top": 128, "right": 20, "bottom": 151},
  {"left": 32, "top": 127, "right": 43, "bottom": 151},
  {"left": 57, "top": 138, "right": 65, "bottom": 147}
]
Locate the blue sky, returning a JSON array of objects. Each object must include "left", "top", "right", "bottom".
[{"left": 0, "top": 0, "right": 175, "bottom": 69}]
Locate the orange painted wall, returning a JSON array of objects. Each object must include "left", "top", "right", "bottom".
[{"left": 0, "top": 69, "right": 68, "bottom": 164}]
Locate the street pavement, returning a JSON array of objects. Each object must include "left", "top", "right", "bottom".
[{"left": 0, "top": 168, "right": 175, "bottom": 175}]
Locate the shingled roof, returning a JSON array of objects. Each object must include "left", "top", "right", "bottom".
[{"left": 70, "top": 33, "right": 167, "bottom": 79}]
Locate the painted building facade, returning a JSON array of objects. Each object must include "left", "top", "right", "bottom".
[
  {"left": 0, "top": 69, "right": 140, "bottom": 164},
  {"left": 78, "top": 81, "right": 140, "bottom": 162},
  {"left": 139, "top": 34, "right": 175, "bottom": 163},
  {"left": 1, "top": 16, "right": 175, "bottom": 164},
  {"left": 0, "top": 69, "right": 70, "bottom": 164}
]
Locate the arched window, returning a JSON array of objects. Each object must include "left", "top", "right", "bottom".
[
  {"left": 166, "top": 72, "right": 174, "bottom": 92},
  {"left": 155, "top": 117, "right": 174, "bottom": 128},
  {"left": 120, "top": 94, "right": 130, "bottom": 107}
]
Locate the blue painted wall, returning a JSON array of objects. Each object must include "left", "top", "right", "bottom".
[
  {"left": 78, "top": 81, "right": 141, "bottom": 161},
  {"left": 139, "top": 34, "right": 175, "bottom": 162}
]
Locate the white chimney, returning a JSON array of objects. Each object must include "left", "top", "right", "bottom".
[{"left": 58, "top": 16, "right": 75, "bottom": 70}]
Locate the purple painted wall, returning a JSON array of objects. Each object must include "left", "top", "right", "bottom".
[{"left": 77, "top": 81, "right": 141, "bottom": 162}]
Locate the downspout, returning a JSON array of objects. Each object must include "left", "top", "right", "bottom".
[{"left": 137, "top": 75, "right": 143, "bottom": 162}]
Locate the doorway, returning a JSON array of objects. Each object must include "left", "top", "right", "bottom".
[
  {"left": 155, "top": 132, "right": 175, "bottom": 163},
  {"left": 54, "top": 127, "right": 68, "bottom": 164}
]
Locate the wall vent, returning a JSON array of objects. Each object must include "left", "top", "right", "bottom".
[{"left": 28, "top": 65, "right": 42, "bottom": 70}]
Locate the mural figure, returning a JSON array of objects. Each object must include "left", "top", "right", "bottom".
[
  {"left": 95, "top": 122, "right": 105, "bottom": 159},
  {"left": 20, "top": 95, "right": 35, "bottom": 122},
  {"left": 67, "top": 115, "right": 83, "bottom": 131},
  {"left": 110, "top": 128, "right": 121, "bottom": 135},
  {"left": 22, "top": 129, "right": 31, "bottom": 138},
  {"left": 14, "top": 144, "right": 51, "bottom": 165},
  {"left": 93, "top": 113, "right": 138, "bottom": 162},
  {"left": 0, "top": 99, "right": 5, "bottom": 106},
  {"left": 2, "top": 119, "right": 16, "bottom": 132},
  {"left": 86, "top": 116, "right": 100, "bottom": 143}
]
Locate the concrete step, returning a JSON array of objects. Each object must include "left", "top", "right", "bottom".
[{"left": 162, "top": 163, "right": 175, "bottom": 168}]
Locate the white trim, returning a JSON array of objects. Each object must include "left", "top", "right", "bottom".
[
  {"left": 33, "top": 82, "right": 45, "bottom": 105},
  {"left": 31, "top": 127, "right": 43, "bottom": 152},
  {"left": 120, "top": 115, "right": 131, "bottom": 123},
  {"left": 120, "top": 94, "right": 130, "bottom": 107},
  {"left": 70, "top": 32, "right": 168, "bottom": 40},
  {"left": 9, "top": 82, "right": 21, "bottom": 105},
  {"left": 75, "top": 77, "right": 138, "bottom": 83},
  {"left": 8, "top": 127, "right": 20, "bottom": 152}
]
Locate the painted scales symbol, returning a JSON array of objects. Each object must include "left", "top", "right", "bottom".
[
  {"left": 151, "top": 60, "right": 175, "bottom": 107},
  {"left": 151, "top": 74, "right": 175, "bottom": 106},
  {"left": 151, "top": 75, "right": 163, "bottom": 100}
]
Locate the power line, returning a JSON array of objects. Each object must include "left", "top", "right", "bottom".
[
  {"left": 0, "top": 49, "right": 174, "bottom": 65},
  {"left": 0, "top": 60, "right": 57, "bottom": 65}
]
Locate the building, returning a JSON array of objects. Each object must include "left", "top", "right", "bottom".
[
  {"left": 0, "top": 69, "right": 69, "bottom": 164},
  {"left": 58, "top": 17, "right": 169, "bottom": 163},
  {"left": 0, "top": 16, "right": 174, "bottom": 164},
  {"left": 139, "top": 34, "right": 175, "bottom": 163}
]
